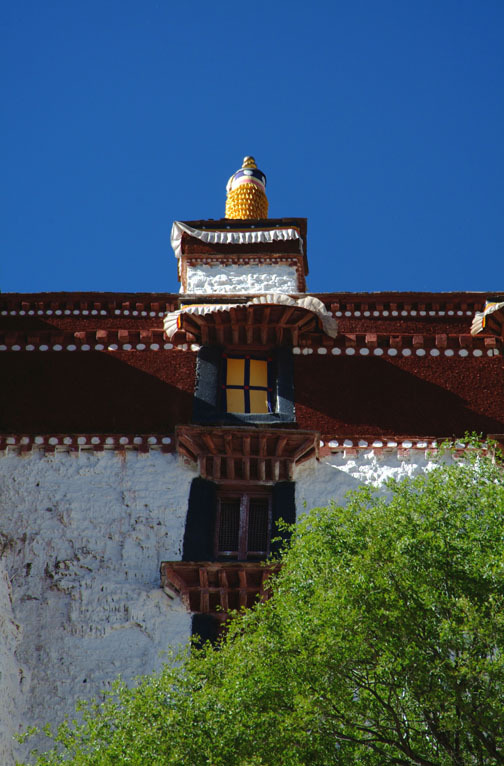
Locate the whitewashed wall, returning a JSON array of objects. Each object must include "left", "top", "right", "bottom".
[
  {"left": 295, "top": 450, "right": 438, "bottom": 513},
  {"left": 0, "top": 450, "right": 197, "bottom": 765},
  {"left": 184, "top": 263, "right": 299, "bottom": 294},
  {"left": 0, "top": 448, "right": 436, "bottom": 764}
]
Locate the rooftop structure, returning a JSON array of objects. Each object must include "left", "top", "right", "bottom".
[{"left": 0, "top": 157, "right": 503, "bottom": 764}]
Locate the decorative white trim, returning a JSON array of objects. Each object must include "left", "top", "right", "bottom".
[
  {"left": 170, "top": 221, "right": 303, "bottom": 259},
  {"left": 471, "top": 300, "right": 504, "bottom": 335},
  {"left": 163, "top": 293, "right": 339, "bottom": 340},
  {"left": 0, "top": 342, "right": 499, "bottom": 357},
  {"left": 0, "top": 434, "right": 174, "bottom": 453}
]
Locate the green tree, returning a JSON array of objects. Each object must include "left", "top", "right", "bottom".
[{"left": 23, "top": 447, "right": 504, "bottom": 765}]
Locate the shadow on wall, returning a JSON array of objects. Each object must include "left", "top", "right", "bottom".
[
  {"left": 1, "top": 352, "right": 196, "bottom": 433},
  {"left": 294, "top": 356, "right": 504, "bottom": 436}
]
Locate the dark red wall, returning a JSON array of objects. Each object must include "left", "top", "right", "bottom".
[
  {"left": 294, "top": 355, "right": 504, "bottom": 437},
  {"left": 1, "top": 351, "right": 196, "bottom": 433}
]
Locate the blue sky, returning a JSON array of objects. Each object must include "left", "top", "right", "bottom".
[{"left": 2, "top": 0, "right": 503, "bottom": 294}]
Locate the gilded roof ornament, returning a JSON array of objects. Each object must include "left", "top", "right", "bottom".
[{"left": 225, "top": 156, "right": 268, "bottom": 219}]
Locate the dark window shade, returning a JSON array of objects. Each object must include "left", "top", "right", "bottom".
[
  {"left": 191, "top": 614, "right": 221, "bottom": 648},
  {"left": 270, "top": 481, "right": 296, "bottom": 556},
  {"left": 217, "top": 498, "right": 241, "bottom": 554},
  {"left": 247, "top": 497, "right": 270, "bottom": 553},
  {"left": 182, "top": 478, "right": 217, "bottom": 561},
  {"left": 193, "top": 346, "right": 222, "bottom": 424}
]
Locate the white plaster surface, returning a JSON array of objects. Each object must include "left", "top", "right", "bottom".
[
  {"left": 0, "top": 448, "right": 438, "bottom": 764},
  {"left": 0, "top": 451, "right": 197, "bottom": 764},
  {"left": 295, "top": 451, "right": 439, "bottom": 516},
  {"left": 184, "top": 263, "right": 298, "bottom": 294}
]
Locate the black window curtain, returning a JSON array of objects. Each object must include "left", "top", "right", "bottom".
[
  {"left": 182, "top": 477, "right": 217, "bottom": 561},
  {"left": 270, "top": 481, "right": 296, "bottom": 556},
  {"left": 191, "top": 613, "right": 221, "bottom": 647}
]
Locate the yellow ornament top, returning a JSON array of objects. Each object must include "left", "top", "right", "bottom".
[{"left": 225, "top": 156, "right": 268, "bottom": 219}]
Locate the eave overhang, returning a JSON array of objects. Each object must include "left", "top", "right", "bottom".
[
  {"left": 164, "top": 295, "right": 338, "bottom": 346},
  {"left": 176, "top": 425, "right": 319, "bottom": 482},
  {"left": 471, "top": 300, "right": 504, "bottom": 337}
]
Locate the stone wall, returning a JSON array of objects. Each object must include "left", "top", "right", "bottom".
[{"left": 0, "top": 450, "right": 197, "bottom": 764}]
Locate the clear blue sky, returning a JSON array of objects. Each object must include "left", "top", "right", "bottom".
[{"left": 2, "top": 0, "right": 503, "bottom": 294}]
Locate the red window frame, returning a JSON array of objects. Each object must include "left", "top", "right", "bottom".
[{"left": 215, "top": 489, "right": 272, "bottom": 561}]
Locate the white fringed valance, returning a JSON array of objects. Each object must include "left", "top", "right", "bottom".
[
  {"left": 170, "top": 221, "right": 303, "bottom": 259},
  {"left": 164, "top": 294, "right": 338, "bottom": 340}
]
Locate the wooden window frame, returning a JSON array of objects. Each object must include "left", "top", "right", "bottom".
[
  {"left": 221, "top": 353, "right": 275, "bottom": 415},
  {"left": 193, "top": 346, "right": 295, "bottom": 425},
  {"left": 215, "top": 487, "right": 272, "bottom": 561}
]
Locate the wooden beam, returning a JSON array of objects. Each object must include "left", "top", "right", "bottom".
[
  {"left": 230, "top": 308, "right": 240, "bottom": 344},
  {"left": 292, "top": 437, "right": 316, "bottom": 462},
  {"left": 178, "top": 443, "right": 197, "bottom": 462},
  {"left": 275, "top": 436, "right": 288, "bottom": 456},
  {"left": 201, "top": 433, "right": 217, "bottom": 454},
  {"left": 279, "top": 306, "right": 297, "bottom": 325},
  {"left": 260, "top": 307, "right": 271, "bottom": 345}
]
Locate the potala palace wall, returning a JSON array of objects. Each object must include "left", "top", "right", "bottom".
[{"left": 0, "top": 447, "right": 437, "bottom": 764}]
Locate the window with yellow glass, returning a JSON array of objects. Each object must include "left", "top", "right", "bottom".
[{"left": 222, "top": 355, "right": 273, "bottom": 414}]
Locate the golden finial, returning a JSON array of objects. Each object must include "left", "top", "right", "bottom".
[{"left": 225, "top": 156, "right": 268, "bottom": 219}]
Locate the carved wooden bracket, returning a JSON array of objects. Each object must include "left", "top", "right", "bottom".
[
  {"left": 176, "top": 425, "right": 318, "bottom": 482},
  {"left": 160, "top": 561, "right": 280, "bottom": 616}
]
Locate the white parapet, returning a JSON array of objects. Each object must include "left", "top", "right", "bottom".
[{"left": 184, "top": 263, "right": 299, "bottom": 295}]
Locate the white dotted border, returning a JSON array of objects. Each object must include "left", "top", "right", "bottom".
[
  {"left": 0, "top": 434, "right": 174, "bottom": 452},
  {"left": 0, "top": 309, "right": 170, "bottom": 318},
  {"left": 318, "top": 437, "right": 482, "bottom": 456},
  {"left": 291, "top": 346, "right": 499, "bottom": 358},
  {"left": 333, "top": 309, "right": 475, "bottom": 318},
  {"left": 322, "top": 437, "right": 437, "bottom": 450},
  {"left": 0, "top": 341, "right": 497, "bottom": 357},
  {"left": 0, "top": 343, "right": 202, "bottom": 352}
]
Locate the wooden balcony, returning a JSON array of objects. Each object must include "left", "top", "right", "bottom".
[
  {"left": 160, "top": 561, "right": 280, "bottom": 617},
  {"left": 176, "top": 425, "right": 318, "bottom": 482}
]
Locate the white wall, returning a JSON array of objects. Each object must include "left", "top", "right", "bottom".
[
  {"left": 295, "top": 450, "right": 439, "bottom": 513},
  {"left": 0, "top": 447, "right": 438, "bottom": 764},
  {"left": 184, "top": 263, "right": 299, "bottom": 294},
  {"left": 0, "top": 450, "right": 197, "bottom": 764}
]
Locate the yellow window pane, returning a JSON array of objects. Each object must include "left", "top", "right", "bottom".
[
  {"left": 226, "top": 358, "right": 245, "bottom": 386},
  {"left": 227, "top": 389, "right": 245, "bottom": 413},
  {"left": 249, "top": 389, "right": 269, "bottom": 414},
  {"left": 249, "top": 359, "right": 268, "bottom": 387}
]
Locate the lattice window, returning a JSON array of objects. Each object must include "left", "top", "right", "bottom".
[{"left": 216, "top": 491, "right": 271, "bottom": 561}]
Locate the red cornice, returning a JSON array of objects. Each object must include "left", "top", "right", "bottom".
[
  {"left": 0, "top": 329, "right": 499, "bottom": 355},
  {"left": 0, "top": 291, "right": 490, "bottom": 315},
  {"left": 160, "top": 561, "right": 280, "bottom": 616},
  {"left": 2, "top": 433, "right": 501, "bottom": 457}
]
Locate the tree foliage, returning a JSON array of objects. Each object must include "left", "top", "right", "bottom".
[{"left": 22, "top": 446, "right": 504, "bottom": 765}]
